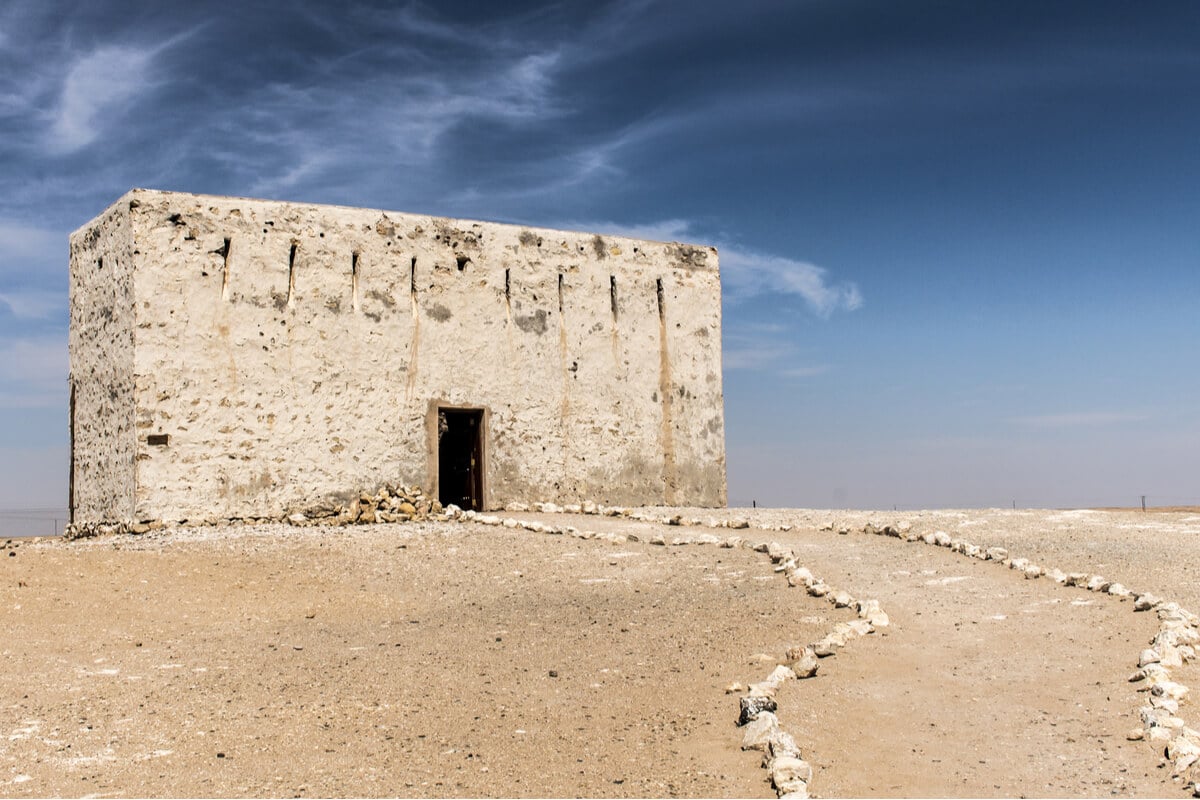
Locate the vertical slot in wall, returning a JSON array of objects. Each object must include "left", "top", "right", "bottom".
[
  {"left": 610, "top": 275, "right": 618, "bottom": 320},
  {"left": 656, "top": 277, "right": 665, "bottom": 320},
  {"left": 351, "top": 251, "right": 360, "bottom": 312},
  {"left": 287, "top": 243, "right": 297, "bottom": 308},
  {"left": 221, "top": 238, "right": 232, "bottom": 301}
]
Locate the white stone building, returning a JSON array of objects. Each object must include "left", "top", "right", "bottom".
[{"left": 68, "top": 190, "right": 726, "bottom": 525}]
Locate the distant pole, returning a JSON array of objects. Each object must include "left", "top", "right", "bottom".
[
  {"left": 752, "top": 499, "right": 757, "bottom": 508},
  {"left": 1141, "top": 495, "right": 1147, "bottom": 512},
  {"left": 1012, "top": 500, "right": 1016, "bottom": 510}
]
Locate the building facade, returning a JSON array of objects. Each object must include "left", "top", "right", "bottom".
[{"left": 69, "top": 190, "right": 727, "bottom": 525}]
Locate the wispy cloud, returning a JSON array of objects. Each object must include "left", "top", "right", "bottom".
[
  {"left": 46, "top": 45, "right": 157, "bottom": 153},
  {"left": 719, "top": 247, "right": 862, "bottom": 316},
  {"left": 241, "top": 47, "right": 564, "bottom": 197},
  {"left": 569, "top": 218, "right": 863, "bottom": 317},
  {"left": 1012, "top": 412, "right": 1149, "bottom": 429}
]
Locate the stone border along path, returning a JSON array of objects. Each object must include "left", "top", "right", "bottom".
[
  {"left": 63, "top": 497, "right": 1200, "bottom": 796},
  {"left": 546, "top": 505, "right": 1200, "bottom": 798},
  {"left": 446, "top": 502, "right": 890, "bottom": 800},
  {"left": 496, "top": 503, "right": 1200, "bottom": 797},
  {"left": 822, "top": 518, "right": 1200, "bottom": 796}
]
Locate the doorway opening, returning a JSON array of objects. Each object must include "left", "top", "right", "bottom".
[{"left": 438, "top": 408, "right": 484, "bottom": 510}]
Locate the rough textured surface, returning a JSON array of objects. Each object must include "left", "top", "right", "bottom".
[
  {"left": 7, "top": 507, "right": 1200, "bottom": 796},
  {"left": 68, "top": 201, "right": 137, "bottom": 523},
  {"left": 68, "top": 190, "right": 726, "bottom": 525},
  {"left": 0, "top": 521, "right": 820, "bottom": 798}
]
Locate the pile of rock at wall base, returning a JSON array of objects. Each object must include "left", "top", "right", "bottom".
[
  {"left": 64, "top": 485, "right": 444, "bottom": 539},
  {"left": 64, "top": 520, "right": 136, "bottom": 540}
]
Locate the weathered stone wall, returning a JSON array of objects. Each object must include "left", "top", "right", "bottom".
[
  {"left": 71, "top": 189, "right": 726, "bottom": 523},
  {"left": 68, "top": 202, "right": 137, "bottom": 522}
]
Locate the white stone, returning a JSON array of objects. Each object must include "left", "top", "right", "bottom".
[
  {"left": 1169, "top": 736, "right": 1200, "bottom": 774},
  {"left": 767, "top": 542, "right": 793, "bottom": 563},
  {"left": 1152, "top": 681, "right": 1191, "bottom": 701},
  {"left": 1151, "top": 696, "right": 1181, "bottom": 714},
  {"left": 812, "top": 634, "right": 844, "bottom": 657},
  {"left": 767, "top": 730, "right": 802, "bottom": 761},
  {"left": 787, "top": 566, "right": 816, "bottom": 585},
  {"left": 1161, "top": 646, "right": 1185, "bottom": 668},
  {"left": 1150, "top": 726, "right": 1173, "bottom": 743},
  {"left": 1141, "top": 649, "right": 1162, "bottom": 667},
  {"left": 790, "top": 650, "right": 820, "bottom": 679},
  {"left": 845, "top": 619, "right": 874, "bottom": 637},
  {"left": 770, "top": 756, "right": 813, "bottom": 794},
  {"left": 741, "top": 712, "right": 780, "bottom": 750},
  {"left": 767, "top": 664, "right": 795, "bottom": 684},
  {"left": 1135, "top": 593, "right": 1163, "bottom": 611},
  {"left": 856, "top": 598, "right": 881, "bottom": 616}
]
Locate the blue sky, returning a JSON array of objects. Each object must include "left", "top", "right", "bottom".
[{"left": 0, "top": 0, "right": 1197, "bottom": 514}]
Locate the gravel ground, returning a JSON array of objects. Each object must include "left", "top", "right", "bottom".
[{"left": 2, "top": 507, "right": 1198, "bottom": 798}]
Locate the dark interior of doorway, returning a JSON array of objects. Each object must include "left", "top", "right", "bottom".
[{"left": 439, "top": 408, "right": 483, "bottom": 511}]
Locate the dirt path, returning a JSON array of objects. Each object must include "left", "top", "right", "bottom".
[
  {"left": 774, "top": 528, "right": 1164, "bottom": 797},
  {"left": 2, "top": 508, "right": 1197, "bottom": 797},
  {"left": 0, "top": 522, "right": 837, "bottom": 798}
]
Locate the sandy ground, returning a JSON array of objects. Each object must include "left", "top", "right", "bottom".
[{"left": 1, "top": 507, "right": 1198, "bottom": 798}]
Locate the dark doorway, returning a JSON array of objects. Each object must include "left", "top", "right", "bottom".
[{"left": 438, "top": 408, "right": 484, "bottom": 510}]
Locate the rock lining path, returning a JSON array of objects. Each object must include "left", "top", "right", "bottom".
[{"left": 3, "top": 507, "right": 1198, "bottom": 797}]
